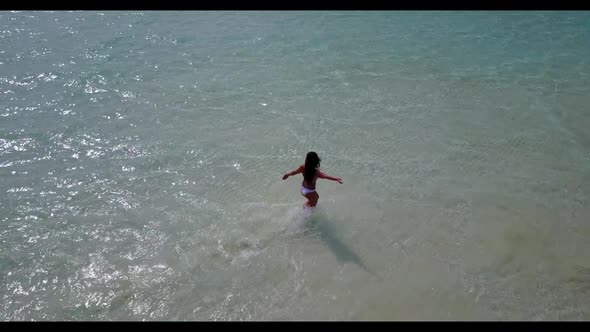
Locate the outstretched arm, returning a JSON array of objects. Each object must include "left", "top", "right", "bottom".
[
  {"left": 317, "top": 171, "right": 343, "bottom": 184},
  {"left": 282, "top": 165, "right": 304, "bottom": 180}
]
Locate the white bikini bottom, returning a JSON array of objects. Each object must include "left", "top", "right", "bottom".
[{"left": 300, "top": 185, "right": 316, "bottom": 195}]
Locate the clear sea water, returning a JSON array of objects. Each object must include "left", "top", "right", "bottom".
[{"left": 1, "top": 11, "right": 590, "bottom": 320}]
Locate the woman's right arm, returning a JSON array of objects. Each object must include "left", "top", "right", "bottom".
[{"left": 317, "top": 171, "right": 343, "bottom": 184}]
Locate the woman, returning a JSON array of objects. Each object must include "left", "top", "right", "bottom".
[{"left": 282, "top": 151, "right": 343, "bottom": 207}]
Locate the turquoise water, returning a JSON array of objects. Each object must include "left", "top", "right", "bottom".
[{"left": 1, "top": 11, "right": 590, "bottom": 320}]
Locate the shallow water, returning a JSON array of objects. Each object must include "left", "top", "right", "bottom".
[{"left": 1, "top": 11, "right": 589, "bottom": 320}]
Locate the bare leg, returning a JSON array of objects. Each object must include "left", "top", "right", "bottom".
[{"left": 303, "top": 191, "right": 319, "bottom": 207}]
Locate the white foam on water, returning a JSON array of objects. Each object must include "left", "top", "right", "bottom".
[
  {"left": 282, "top": 205, "right": 314, "bottom": 236},
  {"left": 241, "top": 201, "right": 315, "bottom": 241}
]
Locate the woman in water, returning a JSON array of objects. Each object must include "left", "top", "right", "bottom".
[{"left": 282, "top": 151, "right": 343, "bottom": 207}]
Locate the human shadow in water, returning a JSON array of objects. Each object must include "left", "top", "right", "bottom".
[{"left": 304, "top": 213, "right": 380, "bottom": 279}]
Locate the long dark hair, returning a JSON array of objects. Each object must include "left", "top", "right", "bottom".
[{"left": 303, "top": 151, "right": 321, "bottom": 183}]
